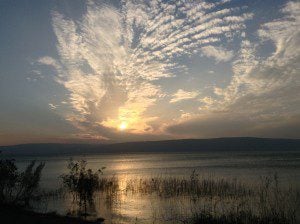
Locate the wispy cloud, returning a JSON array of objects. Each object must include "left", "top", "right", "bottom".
[
  {"left": 218, "top": 1, "right": 300, "bottom": 107},
  {"left": 201, "top": 45, "right": 234, "bottom": 62},
  {"left": 170, "top": 89, "right": 199, "bottom": 103},
  {"left": 38, "top": 56, "right": 61, "bottom": 71},
  {"left": 48, "top": 103, "right": 58, "bottom": 110}
]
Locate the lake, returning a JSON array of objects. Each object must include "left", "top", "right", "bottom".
[{"left": 12, "top": 150, "right": 300, "bottom": 223}]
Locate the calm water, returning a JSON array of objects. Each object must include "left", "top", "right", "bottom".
[{"left": 12, "top": 151, "right": 300, "bottom": 223}]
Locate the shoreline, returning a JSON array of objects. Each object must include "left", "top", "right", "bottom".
[{"left": 0, "top": 204, "right": 104, "bottom": 224}]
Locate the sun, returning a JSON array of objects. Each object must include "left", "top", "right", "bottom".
[{"left": 119, "top": 122, "right": 127, "bottom": 131}]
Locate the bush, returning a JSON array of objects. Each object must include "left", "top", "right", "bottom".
[
  {"left": 61, "top": 159, "right": 105, "bottom": 216},
  {"left": 0, "top": 158, "right": 45, "bottom": 206}
]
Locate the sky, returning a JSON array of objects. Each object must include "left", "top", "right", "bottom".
[{"left": 0, "top": 0, "right": 299, "bottom": 146}]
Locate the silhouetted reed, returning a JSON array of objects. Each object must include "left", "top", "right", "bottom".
[
  {"left": 123, "top": 171, "right": 252, "bottom": 198},
  {"left": 177, "top": 174, "right": 299, "bottom": 224}
]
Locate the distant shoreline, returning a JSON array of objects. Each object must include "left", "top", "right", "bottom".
[{"left": 1, "top": 137, "right": 299, "bottom": 157}]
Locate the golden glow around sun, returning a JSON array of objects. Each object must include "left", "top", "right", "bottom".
[{"left": 119, "top": 122, "right": 127, "bottom": 131}]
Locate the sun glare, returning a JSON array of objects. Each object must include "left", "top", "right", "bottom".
[{"left": 119, "top": 122, "right": 127, "bottom": 131}]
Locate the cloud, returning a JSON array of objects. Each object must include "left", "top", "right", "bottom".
[
  {"left": 38, "top": 0, "right": 252, "bottom": 140},
  {"left": 38, "top": 56, "right": 61, "bottom": 71},
  {"left": 38, "top": 0, "right": 299, "bottom": 141},
  {"left": 48, "top": 103, "right": 58, "bottom": 110},
  {"left": 201, "top": 45, "right": 234, "bottom": 62},
  {"left": 198, "top": 96, "right": 215, "bottom": 110},
  {"left": 166, "top": 112, "right": 300, "bottom": 139},
  {"left": 165, "top": 1, "right": 300, "bottom": 139},
  {"left": 170, "top": 89, "right": 199, "bottom": 103},
  {"left": 219, "top": 1, "right": 300, "bottom": 106}
]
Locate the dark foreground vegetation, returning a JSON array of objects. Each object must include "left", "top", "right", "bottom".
[
  {"left": 0, "top": 159, "right": 44, "bottom": 206},
  {"left": 0, "top": 157, "right": 104, "bottom": 223},
  {"left": 0, "top": 204, "right": 104, "bottom": 224},
  {"left": 188, "top": 211, "right": 293, "bottom": 224},
  {"left": 1, "top": 156, "right": 299, "bottom": 224}
]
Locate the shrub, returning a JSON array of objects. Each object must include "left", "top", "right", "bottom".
[
  {"left": 0, "top": 158, "right": 45, "bottom": 206},
  {"left": 60, "top": 159, "right": 105, "bottom": 216}
]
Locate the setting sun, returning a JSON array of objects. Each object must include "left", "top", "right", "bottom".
[{"left": 119, "top": 122, "right": 127, "bottom": 131}]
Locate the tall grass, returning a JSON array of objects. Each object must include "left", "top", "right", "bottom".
[
  {"left": 123, "top": 171, "right": 252, "bottom": 198},
  {"left": 179, "top": 174, "right": 299, "bottom": 224}
]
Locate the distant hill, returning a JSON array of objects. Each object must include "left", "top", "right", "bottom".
[{"left": 0, "top": 137, "right": 299, "bottom": 156}]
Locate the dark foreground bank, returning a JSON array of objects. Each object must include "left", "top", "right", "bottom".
[{"left": 0, "top": 204, "right": 104, "bottom": 224}]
